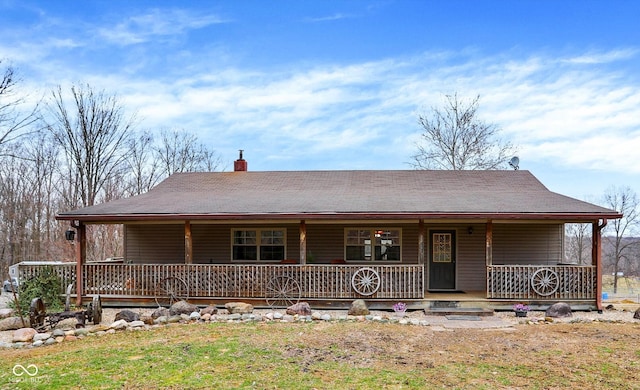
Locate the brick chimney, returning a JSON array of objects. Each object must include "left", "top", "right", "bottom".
[{"left": 234, "top": 150, "right": 247, "bottom": 172}]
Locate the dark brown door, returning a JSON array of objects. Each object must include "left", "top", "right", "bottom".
[{"left": 429, "top": 230, "right": 456, "bottom": 290}]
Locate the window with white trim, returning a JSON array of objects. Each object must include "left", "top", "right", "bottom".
[
  {"left": 345, "top": 228, "right": 401, "bottom": 261},
  {"left": 232, "top": 229, "right": 286, "bottom": 261}
]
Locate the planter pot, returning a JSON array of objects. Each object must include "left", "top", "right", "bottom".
[{"left": 515, "top": 310, "right": 528, "bottom": 318}]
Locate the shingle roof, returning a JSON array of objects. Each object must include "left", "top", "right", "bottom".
[{"left": 56, "top": 170, "right": 621, "bottom": 222}]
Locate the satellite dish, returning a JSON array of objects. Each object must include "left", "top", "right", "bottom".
[{"left": 508, "top": 156, "right": 520, "bottom": 170}]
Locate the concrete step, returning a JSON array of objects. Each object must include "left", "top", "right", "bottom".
[{"left": 424, "top": 307, "right": 494, "bottom": 316}]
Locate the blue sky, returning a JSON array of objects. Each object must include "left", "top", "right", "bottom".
[{"left": 2, "top": 0, "right": 639, "bottom": 204}]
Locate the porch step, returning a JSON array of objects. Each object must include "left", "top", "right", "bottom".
[{"left": 424, "top": 307, "right": 494, "bottom": 316}]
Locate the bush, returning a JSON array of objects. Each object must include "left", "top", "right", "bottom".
[{"left": 9, "top": 266, "right": 64, "bottom": 317}]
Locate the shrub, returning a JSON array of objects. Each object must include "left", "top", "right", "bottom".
[{"left": 9, "top": 266, "right": 64, "bottom": 316}]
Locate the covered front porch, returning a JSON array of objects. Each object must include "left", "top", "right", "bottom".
[{"left": 17, "top": 261, "right": 601, "bottom": 310}]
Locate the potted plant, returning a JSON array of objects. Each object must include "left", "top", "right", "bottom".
[
  {"left": 513, "top": 303, "right": 530, "bottom": 317},
  {"left": 393, "top": 302, "right": 407, "bottom": 317}
]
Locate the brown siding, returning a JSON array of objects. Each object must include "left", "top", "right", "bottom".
[
  {"left": 492, "top": 224, "right": 564, "bottom": 265},
  {"left": 306, "top": 223, "right": 420, "bottom": 264},
  {"left": 125, "top": 224, "right": 184, "bottom": 264}
]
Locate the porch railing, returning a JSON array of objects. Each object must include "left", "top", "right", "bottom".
[
  {"left": 487, "top": 265, "right": 596, "bottom": 300},
  {"left": 14, "top": 263, "right": 423, "bottom": 300}
]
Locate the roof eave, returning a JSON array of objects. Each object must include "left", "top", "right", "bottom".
[{"left": 55, "top": 211, "right": 623, "bottom": 223}]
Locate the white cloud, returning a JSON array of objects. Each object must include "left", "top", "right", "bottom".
[{"left": 97, "top": 8, "right": 229, "bottom": 45}]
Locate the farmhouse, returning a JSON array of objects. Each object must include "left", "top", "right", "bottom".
[{"left": 53, "top": 154, "right": 622, "bottom": 311}]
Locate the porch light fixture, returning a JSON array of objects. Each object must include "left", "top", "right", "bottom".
[
  {"left": 65, "top": 229, "right": 76, "bottom": 241},
  {"left": 467, "top": 226, "right": 473, "bottom": 235}
]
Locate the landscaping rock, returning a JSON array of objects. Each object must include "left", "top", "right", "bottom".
[
  {"left": 109, "top": 319, "right": 128, "bottom": 330},
  {"left": 546, "top": 302, "right": 573, "bottom": 318},
  {"left": 140, "top": 315, "right": 154, "bottom": 325},
  {"left": 634, "top": 307, "right": 640, "bottom": 320},
  {"left": 225, "top": 302, "right": 254, "bottom": 314},
  {"left": 115, "top": 310, "right": 140, "bottom": 322},
  {"left": 286, "top": 302, "right": 312, "bottom": 316},
  {"left": 200, "top": 305, "right": 218, "bottom": 315},
  {"left": 348, "top": 299, "right": 370, "bottom": 316},
  {"left": 33, "top": 332, "right": 51, "bottom": 342},
  {"left": 0, "top": 316, "right": 27, "bottom": 331},
  {"left": 44, "top": 338, "right": 56, "bottom": 346},
  {"left": 189, "top": 312, "right": 201, "bottom": 321},
  {"left": 54, "top": 318, "right": 79, "bottom": 330},
  {"left": 129, "top": 320, "right": 145, "bottom": 328},
  {"left": 52, "top": 329, "right": 66, "bottom": 337},
  {"left": 13, "top": 328, "right": 37, "bottom": 343},
  {"left": 0, "top": 308, "right": 15, "bottom": 319},
  {"left": 170, "top": 300, "right": 198, "bottom": 316},
  {"left": 151, "top": 307, "right": 170, "bottom": 319}
]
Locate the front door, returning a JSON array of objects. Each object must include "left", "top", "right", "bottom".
[{"left": 429, "top": 230, "right": 456, "bottom": 290}]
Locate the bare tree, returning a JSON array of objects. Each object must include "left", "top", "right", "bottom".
[
  {"left": 565, "top": 223, "right": 592, "bottom": 265},
  {"left": 412, "top": 94, "right": 515, "bottom": 170},
  {"left": 0, "top": 61, "right": 39, "bottom": 153},
  {"left": 45, "top": 84, "right": 136, "bottom": 208},
  {"left": 125, "top": 130, "right": 161, "bottom": 196},
  {"left": 155, "top": 128, "right": 222, "bottom": 177},
  {"left": 602, "top": 186, "right": 640, "bottom": 293}
]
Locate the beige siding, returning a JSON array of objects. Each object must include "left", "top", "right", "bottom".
[
  {"left": 125, "top": 224, "right": 184, "bottom": 264},
  {"left": 454, "top": 224, "right": 486, "bottom": 291},
  {"left": 492, "top": 224, "right": 564, "bottom": 265}
]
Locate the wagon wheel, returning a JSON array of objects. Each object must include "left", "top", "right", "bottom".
[
  {"left": 29, "top": 298, "right": 47, "bottom": 330},
  {"left": 65, "top": 283, "right": 74, "bottom": 311},
  {"left": 91, "top": 295, "right": 102, "bottom": 324},
  {"left": 155, "top": 277, "right": 189, "bottom": 307},
  {"left": 265, "top": 276, "right": 301, "bottom": 308},
  {"left": 531, "top": 268, "right": 559, "bottom": 296},
  {"left": 351, "top": 267, "right": 381, "bottom": 296}
]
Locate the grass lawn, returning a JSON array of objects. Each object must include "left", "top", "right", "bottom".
[{"left": 2, "top": 321, "right": 639, "bottom": 389}]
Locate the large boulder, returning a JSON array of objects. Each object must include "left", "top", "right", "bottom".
[
  {"left": 115, "top": 310, "right": 140, "bottom": 322},
  {"left": 286, "top": 302, "right": 311, "bottom": 316},
  {"left": 169, "top": 300, "right": 198, "bottom": 316},
  {"left": 225, "top": 302, "right": 254, "bottom": 314},
  {"left": 348, "top": 299, "right": 369, "bottom": 316},
  {"left": 13, "top": 328, "right": 37, "bottom": 343},
  {"left": 634, "top": 307, "right": 640, "bottom": 320},
  {"left": 0, "top": 316, "right": 27, "bottom": 331},
  {"left": 545, "top": 302, "right": 573, "bottom": 318}
]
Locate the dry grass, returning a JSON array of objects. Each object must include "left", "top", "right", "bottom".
[{"left": 2, "top": 320, "right": 640, "bottom": 389}]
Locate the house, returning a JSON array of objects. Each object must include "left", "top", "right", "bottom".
[{"left": 53, "top": 154, "right": 622, "bottom": 310}]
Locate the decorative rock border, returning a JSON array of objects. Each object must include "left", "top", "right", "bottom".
[{"left": 1, "top": 309, "right": 430, "bottom": 349}]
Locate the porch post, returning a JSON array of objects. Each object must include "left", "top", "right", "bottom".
[
  {"left": 418, "top": 219, "right": 425, "bottom": 264},
  {"left": 74, "top": 222, "right": 86, "bottom": 306},
  {"left": 593, "top": 219, "right": 607, "bottom": 312},
  {"left": 299, "top": 220, "right": 307, "bottom": 264},
  {"left": 485, "top": 220, "right": 493, "bottom": 266},
  {"left": 185, "top": 221, "right": 192, "bottom": 264}
]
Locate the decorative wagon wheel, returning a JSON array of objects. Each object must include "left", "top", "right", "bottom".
[
  {"left": 351, "top": 267, "right": 381, "bottom": 296},
  {"left": 265, "top": 276, "right": 301, "bottom": 308},
  {"left": 29, "top": 297, "right": 47, "bottom": 329},
  {"left": 87, "top": 295, "right": 103, "bottom": 324},
  {"left": 155, "top": 277, "right": 189, "bottom": 307},
  {"left": 530, "top": 268, "right": 559, "bottom": 296}
]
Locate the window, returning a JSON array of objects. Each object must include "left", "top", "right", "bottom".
[
  {"left": 432, "top": 232, "right": 452, "bottom": 263},
  {"left": 232, "top": 229, "right": 286, "bottom": 261},
  {"left": 345, "top": 228, "right": 401, "bottom": 261}
]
